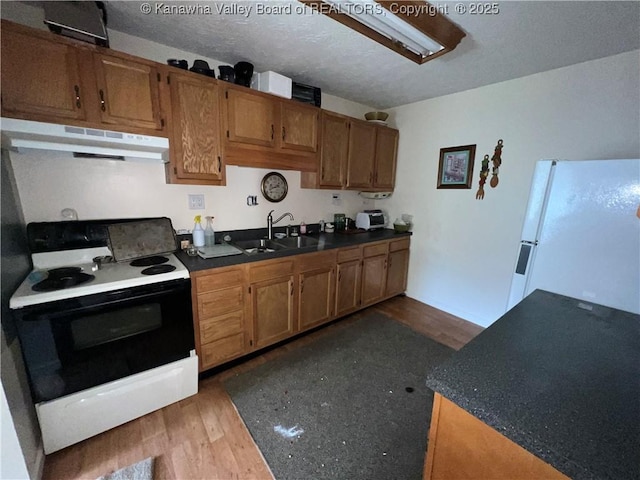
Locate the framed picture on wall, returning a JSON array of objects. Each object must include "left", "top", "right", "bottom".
[{"left": 437, "top": 144, "right": 476, "bottom": 189}]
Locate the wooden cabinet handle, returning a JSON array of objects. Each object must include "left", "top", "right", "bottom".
[
  {"left": 282, "top": 126, "right": 286, "bottom": 141},
  {"left": 217, "top": 156, "right": 221, "bottom": 172},
  {"left": 271, "top": 124, "right": 274, "bottom": 140},
  {"left": 300, "top": 278, "right": 304, "bottom": 294},
  {"left": 99, "top": 89, "right": 106, "bottom": 111},
  {"left": 290, "top": 281, "right": 294, "bottom": 296},
  {"left": 74, "top": 85, "right": 81, "bottom": 108}
]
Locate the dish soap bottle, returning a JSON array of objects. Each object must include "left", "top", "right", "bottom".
[
  {"left": 204, "top": 216, "right": 215, "bottom": 247},
  {"left": 192, "top": 215, "right": 205, "bottom": 247}
]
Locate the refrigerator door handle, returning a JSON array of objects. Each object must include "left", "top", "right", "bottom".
[{"left": 515, "top": 242, "right": 534, "bottom": 275}]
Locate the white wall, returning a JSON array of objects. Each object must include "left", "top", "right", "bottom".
[
  {"left": 384, "top": 50, "right": 640, "bottom": 327},
  {"left": 3, "top": 3, "right": 375, "bottom": 231}
]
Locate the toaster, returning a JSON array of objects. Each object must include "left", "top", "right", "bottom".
[{"left": 356, "top": 210, "right": 387, "bottom": 230}]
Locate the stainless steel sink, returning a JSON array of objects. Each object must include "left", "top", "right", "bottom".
[
  {"left": 232, "top": 239, "right": 288, "bottom": 254},
  {"left": 232, "top": 236, "right": 320, "bottom": 254},
  {"left": 273, "top": 236, "right": 319, "bottom": 249}
]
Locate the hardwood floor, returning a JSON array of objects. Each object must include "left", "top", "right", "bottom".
[{"left": 42, "top": 296, "right": 483, "bottom": 480}]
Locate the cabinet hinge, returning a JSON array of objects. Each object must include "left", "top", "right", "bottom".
[
  {"left": 225, "top": 91, "right": 229, "bottom": 99},
  {"left": 226, "top": 130, "right": 230, "bottom": 138},
  {"left": 157, "top": 72, "right": 161, "bottom": 82},
  {"left": 167, "top": 76, "right": 170, "bottom": 84},
  {"left": 249, "top": 339, "right": 253, "bottom": 346},
  {"left": 174, "top": 167, "right": 177, "bottom": 174},
  {"left": 160, "top": 118, "right": 165, "bottom": 127},
  {"left": 248, "top": 285, "right": 252, "bottom": 294}
]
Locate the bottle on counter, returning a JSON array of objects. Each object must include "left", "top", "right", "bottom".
[
  {"left": 204, "top": 216, "right": 215, "bottom": 246},
  {"left": 299, "top": 221, "right": 307, "bottom": 235},
  {"left": 192, "top": 215, "right": 205, "bottom": 247}
]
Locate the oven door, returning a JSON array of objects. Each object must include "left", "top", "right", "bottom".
[{"left": 15, "top": 278, "right": 193, "bottom": 403}]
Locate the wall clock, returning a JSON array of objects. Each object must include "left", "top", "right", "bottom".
[{"left": 261, "top": 172, "right": 288, "bottom": 203}]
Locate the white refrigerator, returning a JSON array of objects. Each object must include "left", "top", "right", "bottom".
[{"left": 507, "top": 159, "right": 640, "bottom": 314}]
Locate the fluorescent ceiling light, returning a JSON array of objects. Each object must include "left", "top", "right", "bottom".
[{"left": 299, "top": 0, "right": 466, "bottom": 64}]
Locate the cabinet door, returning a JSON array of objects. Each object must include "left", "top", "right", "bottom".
[
  {"left": 319, "top": 111, "right": 349, "bottom": 187},
  {"left": 386, "top": 249, "right": 409, "bottom": 297},
  {"left": 168, "top": 72, "right": 223, "bottom": 183},
  {"left": 373, "top": 127, "right": 399, "bottom": 190},
  {"left": 1, "top": 30, "right": 85, "bottom": 121},
  {"left": 93, "top": 53, "right": 163, "bottom": 130},
  {"left": 335, "top": 259, "right": 361, "bottom": 317},
  {"left": 298, "top": 266, "right": 334, "bottom": 331},
  {"left": 346, "top": 120, "right": 376, "bottom": 189},
  {"left": 224, "top": 88, "right": 276, "bottom": 148},
  {"left": 361, "top": 254, "right": 387, "bottom": 306},
  {"left": 280, "top": 102, "right": 318, "bottom": 153},
  {"left": 252, "top": 275, "right": 295, "bottom": 348}
]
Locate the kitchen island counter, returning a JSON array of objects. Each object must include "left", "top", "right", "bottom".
[
  {"left": 176, "top": 228, "right": 410, "bottom": 272},
  {"left": 425, "top": 290, "right": 640, "bottom": 480}
]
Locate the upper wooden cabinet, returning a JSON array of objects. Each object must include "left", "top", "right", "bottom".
[
  {"left": 225, "top": 88, "right": 276, "bottom": 148},
  {"left": 302, "top": 113, "right": 399, "bottom": 192},
  {"left": 0, "top": 21, "right": 167, "bottom": 137},
  {"left": 373, "top": 126, "right": 399, "bottom": 190},
  {"left": 1, "top": 26, "right": 86, "bottom": 122},
  {"left": 346, "top": 119, "right": 377, "bottom": 189},
  {"left": 165, "top": 71, "right": 224, "bottom": 185},
  {"left": 221, "top": 84, "right": 319, "bottom": 171},
  {"left": 93, "top": 53, "right": 163, "bottom": 131},
  {"left": 317, "top": 111, "right": 350, "bottom": 188},
  {"left": 280, "top": 102, "right": 318, "bottom": 153}
]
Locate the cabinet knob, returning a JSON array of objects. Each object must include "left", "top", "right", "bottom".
[
  {"left": 99, "top": 89, "right": 106, "bottom": 112},
  {"left": 74, "top": 85, "right": 81, "bottom": 109}
]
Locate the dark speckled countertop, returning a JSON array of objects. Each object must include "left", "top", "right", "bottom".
[
  {"left": 176, "top": 228, "right": 411, "bottom": 272},
  {"left": 426, "top": 290, "right": 640, "bottom": 480}
]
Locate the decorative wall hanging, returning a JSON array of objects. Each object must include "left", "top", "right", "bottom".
[
  {"left": 437, "top": 144, "right": 476, "bottom": 189},
  {"left": 490, "top": 139, "right": 504, "bottom": 187},
  {"left": 476, "top": 155, "right": 490, "bottom": 199},
  {"left": 476, "top": 139, "right": 504, "bottom": 200}
]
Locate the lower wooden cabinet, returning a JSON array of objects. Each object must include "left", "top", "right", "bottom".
[
  {"left": 424, "top": 394, "right": 569, "bottom": 480},
  {"left": 297, "top": 251, "right": 337, "bottom": 332},
  {"left": 335, "top": 246, "right": 362, "bottom": 317},
  {"left": 192, "top": 266, "right": 247, "bottom": 371},
  {"left": 361, "top": 242, "right": 389, "bottom": 306},
  {"left": 192, "top": 236, "right": 410, "bottom": 372},
  {"left": 248, "top": 259, "right": 296, "bottom": 349},
  {"left": 386, "top": 238, "right": 410, "bottom": 297}
]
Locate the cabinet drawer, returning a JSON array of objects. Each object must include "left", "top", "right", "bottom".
[
  {"left": 200, "top": 332, "right": 245, "bottom": 369},
  {"left": 198, "top": 285, "right": 244, "bottom": 318},
  {"left": 200, "top": 310, "right": 244, "bottom": 345},
  {"left": 389, "top": 237, "right": 410, "bottom": 252},
  {"left": 337, "top": 246, "right": 361, "bottom": 263},
  {"left": 195, "top": 267, "right": 244, "bottom": 294},
  {"left": 249, "top": 259, "right": 294, "bottom": 283},
  {"left": 297, "top": 250, "right": 336, "bottom": 271},
  {"left": 363, "top": 242, "right": 388, "bottom": 258}
]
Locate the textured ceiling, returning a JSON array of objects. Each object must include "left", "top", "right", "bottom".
[{"left": 103, "top": 1, "right": 639, "bottom": 109}]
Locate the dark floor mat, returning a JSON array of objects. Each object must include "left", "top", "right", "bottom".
[{"left": 224, "top": 312, "right": 454, "bottom": 480}]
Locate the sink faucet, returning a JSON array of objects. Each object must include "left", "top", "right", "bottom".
[{"left": 267, "top": 210, "right": 294, "bottom": 239}]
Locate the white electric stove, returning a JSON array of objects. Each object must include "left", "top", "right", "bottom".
[{"left": 10, "top": 246, "right": 189, "bottom": 309}]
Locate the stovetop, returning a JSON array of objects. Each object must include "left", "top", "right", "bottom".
[{"left": 10, "top": 247, "right": 189, "bottom": 309}]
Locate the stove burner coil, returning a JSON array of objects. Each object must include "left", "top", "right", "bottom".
[
  {"left": 130, "top": 256, "right": 169, "bottom": 267},
  {"left": 141, "top": 265, "right": 176, "bottom": 275},
  {"left": 32, "top": 268, "right": 95, "bottom": 292}
]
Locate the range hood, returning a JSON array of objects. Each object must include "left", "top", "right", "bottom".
[
  {"left": 1, "top": 118, "right": 169, "bottom": 163},
  {"left": 44, "top": 1, "right": 109, "bottom": 47}
]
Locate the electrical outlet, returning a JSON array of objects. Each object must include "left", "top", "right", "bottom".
[
  {"left": 332, "top": 193, "right": 341, "bottom": 206},
  {"left": 188, "top": 194, "right": 205, "bottom": 210}
]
